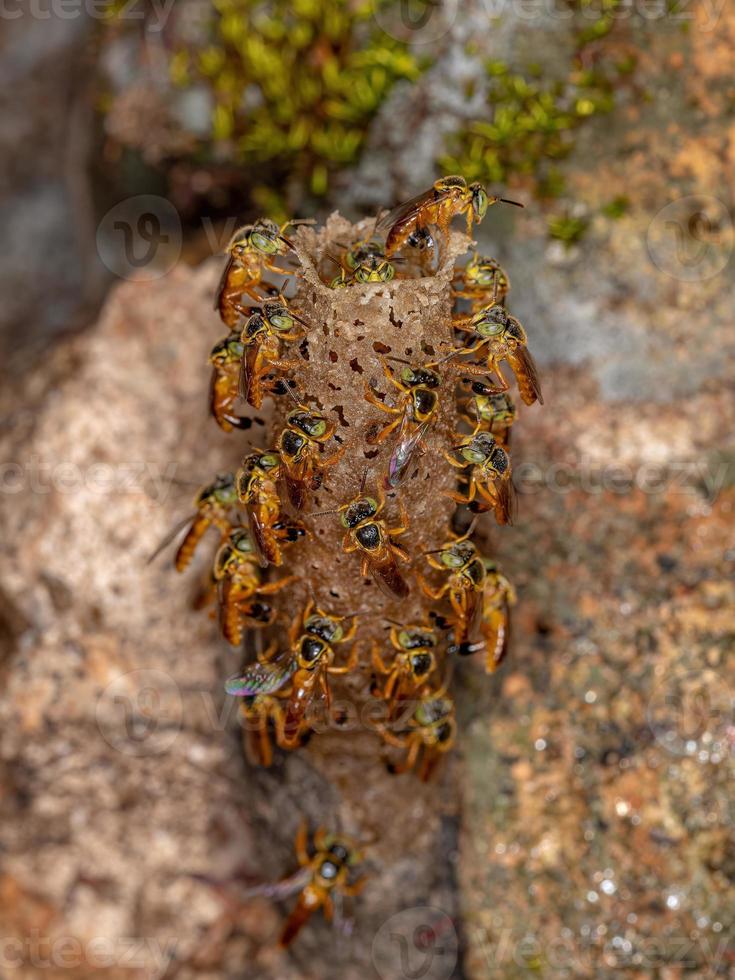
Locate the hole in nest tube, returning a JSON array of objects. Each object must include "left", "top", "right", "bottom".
[
  {"left": 331, "top": 405, "right": 349, "bottom": 427},
  {"left": 329, "top": 350, "right": 338, "bottom": 363},
  {"left": 363, "top": 449, "right": 379, "bottom": 459},
  {"left": 373, "top": 342, "right": 391, "bottom": 355},
  {"left": 349, "top": 358, "right": 363, "bottom": 374}
]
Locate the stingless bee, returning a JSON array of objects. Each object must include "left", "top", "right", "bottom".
[
  {"left": 371, "top": 622, "right": 440, "bottom": 713},
  {"left": 279, "top": 601, "right": 358, "bottom": 746},
  {"left": 225, "top": 657, "right": 295, "bottom": 767},
  {"left": 376, "top": 687, "right": 456, "bottom": 782},
  {"left": 214, "top": 218, "right": 306, "bottom": 327},
  {"left": 448, "top": 559, "right": 516, "bottom": 673},
  {"left": 213, "top": 528, "right": 295, "bottom": 646},
  {"left": 208, "top": 331, "right": 251, "bottom": 432},
  {"left": 454, "top": 304, "right": 543, "bottom": 407},
  {"left": 236, "top": 450, "right": 305, "bottom": 567},
  {"left": 243, "top": 822, "right": 367, "bottom": 946},
  {"left": 453, "top": 252, "right": 510, "bottom": 309},
  {"left": 334, "top": 486, "right": 411, "bottom": 599},
  {"left": 277, "top": 406, "right": 344, "bottom": 511},
  {"left": 149, "top": 472, "right": 239, "bottom": 572},
  {"left": 458, "top": 382, "right": 516, "bottom": 445},
  {"left": 364, "top": 358, "right": 444, "bottom": 489},
  {"left": 238, "top": 296, "right": 306, "bottom": 409},
  {"left": 378, "top": 175, "right": 523, "bottom": 256},
  {"left": 417, "top": 528, "right": 486, "bottom": 648},
  {"left": 444, "top": 431, "right": 515, "bottom": 525}
]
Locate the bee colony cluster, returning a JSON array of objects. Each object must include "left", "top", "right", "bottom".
[{"left": 167, "top": 176, "right": 543, "bottom": 943}]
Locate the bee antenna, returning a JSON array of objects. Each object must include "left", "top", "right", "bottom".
[
  {"left": 311, "top": 508, "right": 339, "bottom": 518},
  {"left": 498, "top": 197, "right": 524, "bottom": 208},
  {"left": 385, "top": 356, "right": 411, "bottom": 366},
  {"left": 359, "top": 466, "right": 369, "bottom": 495}
]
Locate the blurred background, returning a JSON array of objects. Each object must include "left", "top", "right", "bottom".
[{"left": 0, "top": 1, "right": 733, "bottom": 978}]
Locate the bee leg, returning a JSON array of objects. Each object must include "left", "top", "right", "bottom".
[
  {"left": 418, "top": 747, "right": 439, "bottom": 783},
  {"left": 379, "top": 357, "right": 406, "bottom": 392},
  {"left": 443, "top": 486, "right": 474, "bottom": 505},
  {"left": 339, "top": 616, "right": 359, "bottom": 644},
  {"left": 387, "top": 736, "right": 420, "bottom": 775},
  {"left": 257, "top": 574, "right": 298, "bottom": 595},
  {"left": 329, "top": 643, "right": 358, "bottom": 674},
  {"left": 259, "top": 713, "right": 273, "bottom": 768},
  {"left": 442, "top": 451, "right": 466, "bottom": 470},
  {"left": 288, "top": 607, "right": 306, "bottom": 646},
  {"left": 321, "top": 671, "right": 332, "bottom": 711},
  {"left": 343, "top": 875, "right": 368, "bottom": 898},
  {"left": 375, "top": 723, "right": 409, "bottom": 749},
  {"left": 295, "top": 819, "right": 310, "bottom": 866},
  {"left": 371, "top": 642, "right": 389, "bottom": 675},
  {"left": 343, "top": 536, "right": 359, "bottom": 554},
  {"left": 258, "top": 640, "right": 279, "bottom": 664},
  {"left": 368, "top": 416, "right": 402, "bottom": 446},
  {"left": 416, "top": 573, "right": 445, "bottom": 602},
  {"left": 389, "top": 542, "right": 411, "bottom": 564},
  {"left": 323, "top": 894, "right": 335, "bottom": 922}
]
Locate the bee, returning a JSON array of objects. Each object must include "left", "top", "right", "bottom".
[
  {"left": 244, "top": 822, "right": 366, "bottom": 947},
  {"left": 454, "top": 304, "right": 543, "bottom": 407},
  {"left": 277, "top": 406, "right": 344, "bottom": 511},
  {"left": 371, "top": 623, "right": 439, "bottom": 713},
  {"left": 214, "top": 218, "right": 300, "bottom": 327},
  {"left": 352, "top": 253, "right": 396, "bottom": 284},
  {"left": 417, "top": 528, "right": 486, "bottom": 648},
  {"left": 236, "top": 450, "right": 305, "bottom": 567},
  {"left": 453, "top": 252, "right": 510, "bottom": 309},
  {"left": 342, "top": 237, "right": 386, "bottom": 270},
  {"left": 213, "top": 528, "right": 294, "bottom": 646},
  {"left": 149, "top": 472, "right": 239, "bottom": 572},
  {"left": 335, "top": 487, "right": 410, "bottom": 599},
  {"left": 280, "top": 602, "right": 358, "bottom": 746},
  {"left": 458, "top": 382, "right": 517, "bottom": 445},
  {"left": 376, "top": 688, "right": 456, "bottom": 781},
  {"left": 378, "top": 175, "right": 522, "bottom": 256},
  {"left": 444, "top": 431, "right": 515, "bottom": 525},
  {"left": 225, "top": 656, "right": 295, "bottom": 767},
  {"left": 448, "top": 559, "right": 516, "bottom": 673},
  {"left": 364, "top": 359, "right": 443, "bottom": 489},
  {"left": 208, "top": 331, "right": 252, "bottom": 432},
  {"left": 238, "top": 297, "right": 306, "bottom": 409}
]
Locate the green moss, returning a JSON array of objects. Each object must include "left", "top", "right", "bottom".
[
  {"left": 548, "top": 213, "right": 589, "bottom": 245},
  {"left": 164, "top": 0, "right": 425, "bottom": 202}
]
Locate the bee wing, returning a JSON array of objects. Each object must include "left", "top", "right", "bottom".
[
  {"left": 247, "top": 507, "right": 273, "bottom": 568},
  {"left": 225, "top": 657, "right": 295, "bottom": 696},
  {"left": 239, "top": 867, "right": 312, "bottom": 901},
  {"left": 482, "top": 598, "right": 511, "bottom": 673},
  {"left": 279, "top": 462, "right": 307, "bottom": 512},
  {"left": 507, "top": 346, "right": 543, "bottom": 406},
  {"left": 370, "top": 553, "right": 410, "bottom": 600},
  {"left": 375, "top": 186, "right": 442, "bottom": 235},
  {"left": 494, "top": 472, "right": 516, "bottom": 526},
  {"left": 238, "top": 343, "right": 260, "bottom": 404},
  {"left": 146, "top": 512, "right": 198, "bottom": 565},
  {"left": 385, "top": 417, "right": 429, "bottom": 489},
  {"left": 214, "top": 254, "right": 235, "bottom": 312}
]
